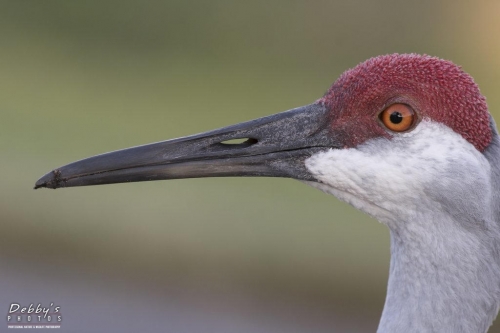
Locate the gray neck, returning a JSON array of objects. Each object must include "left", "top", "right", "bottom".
[
  {"left": 378, "top": 221, "right": 500, "bottom": 333},
  {"left": 378, "top": 117, "right": 500, "bottom": 333}
]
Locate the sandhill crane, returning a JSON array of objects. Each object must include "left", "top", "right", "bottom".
[{"left": 35, "top": 54, "right": 500, "bottom": 333}]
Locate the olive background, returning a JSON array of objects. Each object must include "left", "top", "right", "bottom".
[{"left": 1, "top": 1, "right": 500, "bottom": 332}]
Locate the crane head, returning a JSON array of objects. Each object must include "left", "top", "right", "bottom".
[
  {"left": 34, "top": 54, "right": 497, "bottom": 227},
  {"left": 306, "top": 54, "right": 496, "bottom": 227}
]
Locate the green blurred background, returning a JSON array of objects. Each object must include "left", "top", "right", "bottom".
[{"left": 1, "top": 1, "right": 500, "bottom": 332}]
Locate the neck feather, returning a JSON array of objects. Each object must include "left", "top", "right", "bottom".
[
  {"left": 380, "top": 121, "right": 500, "bottom": 333},
  {"left": 378, "top": 213, "right": 500, "bottom": 333}
]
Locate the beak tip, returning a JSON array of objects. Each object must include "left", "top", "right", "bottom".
[
  {"left": 34, "top": 170, "right": 62, "bottom": 190},
  {"left": 33, "top": 182, "right": 48, "bottom": 190}
]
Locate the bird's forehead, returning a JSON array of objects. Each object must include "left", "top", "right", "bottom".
[{"left": 318, "top": 54, "right": 492, "bottom": 151}]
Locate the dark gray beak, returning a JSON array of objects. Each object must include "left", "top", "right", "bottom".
[{"left": 35, "top": 103, "right": 337, "bottom": 189}]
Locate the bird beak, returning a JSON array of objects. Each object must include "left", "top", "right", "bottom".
[{"left": 35, "top": 103, "right": 337, "bottom": 189}]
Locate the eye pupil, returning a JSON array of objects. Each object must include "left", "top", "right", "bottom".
[{"left": 390, "top": 111, "right": 403, "bottom": 124}]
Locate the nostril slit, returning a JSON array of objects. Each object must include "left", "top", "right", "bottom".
[
  {"left": 219, "top": 138, "right": 258, "bottom": 148},
  {"left": 221, "top": 138, "right": 250, "bottom": 145}
]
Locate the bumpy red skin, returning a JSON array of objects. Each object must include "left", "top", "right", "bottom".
[{"left": 317, "top": 54, "right": 492, "bottom": 152}]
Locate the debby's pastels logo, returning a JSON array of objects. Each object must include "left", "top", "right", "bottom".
[{"left": 6, "top": 303, "right": 62, "bottom": 329}]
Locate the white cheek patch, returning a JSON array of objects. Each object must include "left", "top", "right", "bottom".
[
  {"left": 303, "top": 180, "right": 396, "bottom": 223},
  {"left": 304, "top": 120, "right": 491, "bottom": 224}
]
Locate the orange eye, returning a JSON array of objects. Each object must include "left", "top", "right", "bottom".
[{"left": 379, "top": 104, "right": 415, "bottom": 132}]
